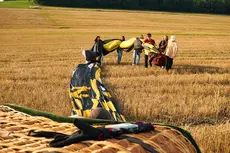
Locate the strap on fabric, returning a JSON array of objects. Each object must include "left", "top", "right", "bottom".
[
  {"left": 27, "top": 130, "right": 68, "bottom": 139},
  {"left": 118, "top": 135, "right": 158, "bottom": 153}
]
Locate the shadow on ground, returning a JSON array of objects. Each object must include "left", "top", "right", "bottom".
[
  {"left": 104, "top": 61, "right": 132, "bottom": 66},
  {"left": 173, "top": 64, "right": 230, "bottom": 74},
  {"left": 103, "top": 62, "right": 229, "bottom": 74}
]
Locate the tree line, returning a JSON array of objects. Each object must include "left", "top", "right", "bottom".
[{"left": 34, "top": 0, "right": 230, "bottom": 14}]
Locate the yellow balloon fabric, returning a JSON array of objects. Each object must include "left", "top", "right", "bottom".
[
  {"left": 120, "top": 37, "right": 136, "bottom": 49},
  {"left": 103, "top": 40, "right": 122, "bottom": 52}
]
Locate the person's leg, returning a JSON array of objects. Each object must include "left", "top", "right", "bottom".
[
  {"left": 166, "top": 56, "right": 173, "bottom": 71},
  {"left": 149, "top": 54, "right": 155, "bottom": 67},
  {"left": 120, "top": 49, "right": 123, "bottom": 64},
  {"left": 165, "top": 56, "right": 170, "bottom": 71},
  {"left": 136, "top": 51, "right": 141, "bottom": 65},
  {"left": 117, "top": 48, "right": 122, "bottom": 64},
  {"left": 133, "top": 50, "right": 137, "bottom": 65},
  {"left": 162, "top": 56, "right": 166, "bottom": 67},
  {"left": 144, "top": 54, "right": 148, "bottom": 68},
  {"left": 99, "top": 54, "right": 103, "bottom": 67},
  {"left": 169, "top": 58, "right": 173, "bottom": 69}
]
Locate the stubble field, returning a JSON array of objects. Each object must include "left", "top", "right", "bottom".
[{"left": 0, "top": 7, "right": 230, "bottom": 153}]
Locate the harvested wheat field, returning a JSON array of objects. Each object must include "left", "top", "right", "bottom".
[{"left": 0, "top": 7, "right": 230, "bottom": 153}]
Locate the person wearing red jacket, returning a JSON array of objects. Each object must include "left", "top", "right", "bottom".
[
  {"left": 143, "top": 33, "right": 155, "bottom": 45},
  {"left": 143, "top": 33, "right": 156, "bottom": 68}
]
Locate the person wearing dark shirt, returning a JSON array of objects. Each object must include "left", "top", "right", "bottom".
[
  {"left": 158, "top": 35, "right": 168, "bottom": 54},
  {"left": 82, "top": 36, "right": 104, "bottom": 66},
  {"left": 91, "top": 36, "right": 104, "bottom": 66}
]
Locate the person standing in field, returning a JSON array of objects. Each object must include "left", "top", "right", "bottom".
[
  {"left": 133, "top": 37, "right": 143, "bottom": 65},
  {"left": 117, "top": 36, "right": 125, "bottom": 64},
  {"left": 143, "top": 33, "right": 156, "bottom": 68},
  {"left": 82, "top": 36, "right": 104, "bottom": 66},
  {"left": 165, "top": 36, "right": 178, "bottom": 71},
  {"left": 91, "top": 36, "right": 104, "bottom": 66},
  {"left": 143, "top": 33, "right": 156, "bottom": 45},
  {"left": 158, "top": 35, "right": 168, "bottom": 54}
]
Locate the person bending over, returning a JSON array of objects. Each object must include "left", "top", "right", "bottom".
[{"left": 149, "top": 35, "right": 168, "bottom": 67}]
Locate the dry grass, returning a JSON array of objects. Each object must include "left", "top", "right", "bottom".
[
  {"left": 0, "top": 7, "right": 230, "bottom": 153},
  {"left": 184, "top": 122, "right": 230, "bottom": 153}
]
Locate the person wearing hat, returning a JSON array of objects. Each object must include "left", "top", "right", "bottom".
[{"left": 165, "top": 36, "right": 178, "bottom": 71}]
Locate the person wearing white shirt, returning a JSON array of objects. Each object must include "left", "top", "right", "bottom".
[{"left": 165, "top": 36, "right": 178, "bottom": 71}]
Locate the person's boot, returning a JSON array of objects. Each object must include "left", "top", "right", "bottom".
[{"left": 149, "top": 61, "right": 152, "bottom": 67}]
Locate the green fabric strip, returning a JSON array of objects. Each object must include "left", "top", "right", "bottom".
[
  {"left": 3, "top": 104, "right": 123, "bottom": 125},
  {"left": 153, "top": 123, "right": 201, "bottom": 153}
]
